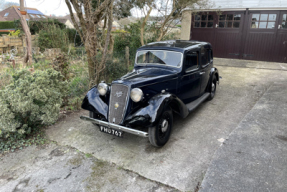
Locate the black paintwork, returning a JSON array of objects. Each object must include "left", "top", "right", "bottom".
[{"left": 81, "top": 40, "right": 219, "bottom": 130}]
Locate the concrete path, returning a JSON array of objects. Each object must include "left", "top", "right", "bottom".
[
  {"left": 200, "top": 82, "right": 287, "bottom": 192},
  {"left": 45, "top": 64, "right": 287, "bottom": 191},
  {"left": 214, "top": 58, "right": 287, "bottom": 71},
  {"left": 0, "top": 144, "right": 176, "bottom": 192},
  {"left": 1, "top": 59, "right": 287, "bottom": 191}
]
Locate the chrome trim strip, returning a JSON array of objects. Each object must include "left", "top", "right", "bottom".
[
  {"left": 80, "top": 116, "right": 149, "bottom": 137},
  {"left": 108, "top": 83, "right": 130, "bottom": 124}
]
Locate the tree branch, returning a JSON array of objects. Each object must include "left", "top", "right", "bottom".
[
  {"left": 141, "top": 3, "right": 152, "bottom": 46},
  {"left": 65, "top": 0, "right": 85, "bottom": 42}
]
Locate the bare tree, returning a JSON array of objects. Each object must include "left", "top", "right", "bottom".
[
  {"left": 0, "top": 1, "right": 19, "bottom": 11},
  {"left": 137, "top": 0, "right": 210, "bottom": 45},
  {"left": 65, "top": 0, "right": 114, "bottom": 86}
]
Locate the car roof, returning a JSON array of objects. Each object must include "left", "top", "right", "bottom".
[{"left": 137, "top": 40, "right": 211, "bottom": 53}]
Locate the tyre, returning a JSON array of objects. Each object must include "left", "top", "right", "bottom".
[
  {"left": 208, "top": 76, "right": 217, "bottom": 101},
  {"left": 148, "top": 107, "right": 173, "bottom": 147}
]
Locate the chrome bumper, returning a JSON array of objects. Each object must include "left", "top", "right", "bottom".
[{"left": 80, "top": 116, "right": 149, "bottom": 138}]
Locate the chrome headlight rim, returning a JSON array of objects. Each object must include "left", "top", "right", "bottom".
[
  {"left": 130, "top": 88, "right": 143, "bottom": 102},
  {"left": 98, "top": 82, "right": 108, "bottom": 96}
]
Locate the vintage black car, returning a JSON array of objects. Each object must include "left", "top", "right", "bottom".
[{"left": 80, "top": 40, "right": 219, "bottom": 147}]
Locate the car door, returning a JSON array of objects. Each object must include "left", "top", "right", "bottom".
[
  {"left": 177, "top": 50, "right": 201, "bottom": 104},
  {"left": 199, "top": 46, "right": 212, "bottom": 95}
]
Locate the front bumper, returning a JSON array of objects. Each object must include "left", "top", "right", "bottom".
[{"left": 80, "top": 116, "right": 149, "bottom": 138}]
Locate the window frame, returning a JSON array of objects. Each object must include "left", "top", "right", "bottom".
[
  {"left": 193, "top": 14, "right": 214, "bottom": 29},
  {"left": 200, "top": 47, "right": 210, "bottom": 68},
  {"left": 250, "top": 13, "right": 277, "bottom": 29},
  {"left": 185, "top": 51, "right": 199, "bottom": 73},
  {"left": 4, "top": 13, "right": 9, "bottom": 17},
  {"left": 281, "top": 14, "right": 287, "bottom": 29},
  {"left": 135, "top": 50, "right": 184, "bottom": 69},
  {"left": 218, "top": 14, "right": 242, "bottom": 29}
]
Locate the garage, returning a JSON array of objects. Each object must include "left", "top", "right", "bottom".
[{"left": 181, "top": 1, "right": 287, "bottom": 63}]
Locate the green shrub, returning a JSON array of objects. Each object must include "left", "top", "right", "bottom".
[
  {"left": 8, "top": 30, "right": 20, "bottom": 36},
  {"left": 65, "top": 28, "right": 82, "bottom": 46},
  {"left": 38, "top": 24, "right": 69, "bottom": 52},
  {"left": 69, "top": 76, "right": 89, "bottom": 97},
  {"left": 0, "top": 69, "right": 68, "bottom": 137},
  {"left": 104, "top": 54, "right": 128, "bottom": 82},
  {"left": 14, "top": 19, "right": 66, "bottom": 35}
]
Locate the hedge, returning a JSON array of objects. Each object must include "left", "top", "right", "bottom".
[
  {"left": 14, "top": 19, "right": 66, "bottom": 35},
  {"left": 0, "top": 21, "right": 15, "bottom": 29},
  {"left": 0, "top": 32, "right": 9, "bottom": 35}
]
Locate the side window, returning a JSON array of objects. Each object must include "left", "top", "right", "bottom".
[
  {"left": 201, "top": 47, "right": 209, "bottom": 66},
  {"left": 209, "top": 49, "right": 213, "bottom": 62},
  {"left": 185, "top": 51, "right": 198, "bottom": 72}
]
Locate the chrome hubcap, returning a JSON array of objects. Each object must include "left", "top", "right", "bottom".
[
  {"left": 212, "top": 83, "right": 215, "bottom": 92},
  {"left": 161, "top": 119, "right": 168, "bottom": 132}
]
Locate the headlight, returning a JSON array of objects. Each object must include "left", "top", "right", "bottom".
[
  {"left": 130, "top": 88, "right": 143, "bottom": 102},
  {"left": 98, "top": 83, "right": 108, "bottom": 96}
]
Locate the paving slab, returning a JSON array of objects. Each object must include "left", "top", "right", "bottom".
[
  {"left": 200, "top": 83, "right": 287, "bottom": 192},
  {"left": 46, "top": 66, "right": 287, "bottom": 191},
  {"left": 0, "top": 144, "right": 176, "bottom": 192}
]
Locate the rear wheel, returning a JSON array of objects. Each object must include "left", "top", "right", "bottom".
[
  {"left": 148, "top": 107, "right": 173, "bottom": 147},
  {"left": 208, "top": 76, "right": 217, "bottom": 101}
]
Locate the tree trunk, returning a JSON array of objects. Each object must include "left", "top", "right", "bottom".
[
  {"left": 19, "top": 0, "right": 32, "bottom": 66},
  {"left": 65, "top": 0, "right": 113, "bottom": 88},
  {"left": 140, "top": 5, "right": 152, "bottom": 46}
]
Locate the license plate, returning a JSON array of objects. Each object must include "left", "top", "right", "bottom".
[{"left": 99, "top": 126, "right": 123, "bottom": 137}]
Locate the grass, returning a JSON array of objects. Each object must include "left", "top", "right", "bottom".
[{"left": 85, "top": 153, "right": 93, "bottom": 158}]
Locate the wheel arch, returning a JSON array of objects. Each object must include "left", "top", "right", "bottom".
[
  {"left": 207, "top": 67, "right": 219, "bottom": 92},
  {"left": 124, "top": 93, "right": 189, "bottom": 127}
]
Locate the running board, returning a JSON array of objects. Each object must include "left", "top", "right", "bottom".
[{"left": 186, "top": 93, "right": 210, "bottom": 112}]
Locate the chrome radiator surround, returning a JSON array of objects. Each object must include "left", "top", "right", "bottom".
[{"left": 108, "top": 83, "right": 129, "bottom": 124}]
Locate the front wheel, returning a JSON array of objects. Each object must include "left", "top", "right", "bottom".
[
  {"left": 208, "top": 76, "right": 217, "bottom": 101},
  {"left": 148, "top": 107, "right": 173, "bottom": 147}
]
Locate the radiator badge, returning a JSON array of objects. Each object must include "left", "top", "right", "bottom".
[{"left": 115, "top": 91, "right": 123, "bottom": 97}]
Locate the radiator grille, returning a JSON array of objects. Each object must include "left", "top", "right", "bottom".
[{"left": 108, "top": 84, "right": 129, "bottom": 124}]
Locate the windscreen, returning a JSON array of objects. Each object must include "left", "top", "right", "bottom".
[{"left": 136, "top": 50, "right": 182, "bottom": 67}]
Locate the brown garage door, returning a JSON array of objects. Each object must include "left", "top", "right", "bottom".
[
  {"left": 276, "top": 11, "right": 287, "bottom": 62},
  {"left": 190, "top": 9, "right": 287, "bottom": 63}
]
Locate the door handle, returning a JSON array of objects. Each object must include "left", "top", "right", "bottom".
[{"left": 200, "top": 72, "right": 205, "bottom": 75}]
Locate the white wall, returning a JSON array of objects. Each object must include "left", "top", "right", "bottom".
[{"left": 209, "top": 0, "right": 287, "bottom": 9}]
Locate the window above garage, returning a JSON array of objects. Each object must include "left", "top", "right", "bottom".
[
  {"left": 218, "top": 14, "right": 241, "bottom": 28},
  {"left": 282, "top": 14, "right": 287, "bottom": 29},
  {"left": 194, "top": 14, "right": 214, "bottom": 28},
  {"left": 251, "top": 14, "right": 277, "bottom": 29}
]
